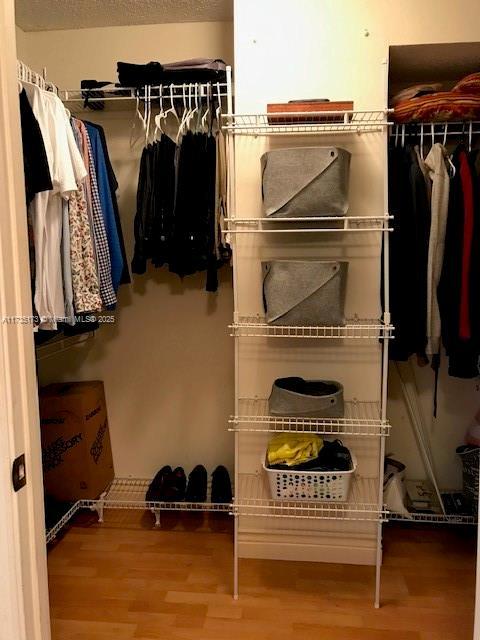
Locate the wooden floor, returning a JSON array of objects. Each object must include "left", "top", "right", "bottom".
[{"left": 48, "top": 510, "right": 476, "bottom": 640}]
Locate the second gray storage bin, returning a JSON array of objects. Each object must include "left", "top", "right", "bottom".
[{"left": 262, "top": 260, "right": 348, "bottom": 326}]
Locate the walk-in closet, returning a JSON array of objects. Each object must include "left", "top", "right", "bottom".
[{"left": 1, "top": 1, "right": 480, "bottom": 639}]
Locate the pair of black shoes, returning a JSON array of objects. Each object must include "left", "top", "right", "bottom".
[{"left": 146, "top": 465, "right": 232, "bottom": 504}]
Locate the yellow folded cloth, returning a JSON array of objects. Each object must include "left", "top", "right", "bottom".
[{"left": 267, "top": 434, "right": 323, "bottom": 467}]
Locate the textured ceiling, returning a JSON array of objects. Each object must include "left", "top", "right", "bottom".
[{"left": 15, "top": 0, "right": 233, "bottom": 32}]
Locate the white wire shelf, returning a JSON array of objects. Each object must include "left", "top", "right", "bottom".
[
  {"left": 59, "top": 83, "right": 230, "bottom": 113},
  {"left": 229, "top": 399, "right": 390, "bottom": 436},
  {"left": 388, "top": 511, "right": 476, "bottom": 525},
  {"left": 45, "top": 477, "right": 232, "bottom": 543},
  {"left": 236, "top": 473, "right": 386, "bottom": 522},
  {"left": 83, "top": 477, "right": 232, "bottom": 513},
  {"left": 230, "top": 316, "right": 394, "bottom": 339},
  {"left": 222, "top": 110, "right": 392, "bottom": 136},
  {"left": 390, "top": 120, "right": 480, "bottom": 138},
  {"left": 223, "top": 215, "right": 393, "bottom": 234},
  {"left": 35, "top": 331, "right": 95, "bottom": 361},
  {"left": 45, "top": 501, "right": 83, "bottom": 544}
]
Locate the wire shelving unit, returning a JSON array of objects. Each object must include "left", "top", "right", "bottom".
[
  {"left": 229, "top": 399, "right": 390, "bottom": 437},
  {"left": 388, "top": 511, "right": 476, "bottom": 525},
  {"left": 223, "top": 214, "right": 393, "bottom": 234},
  {"left": 84, "top": 478, "right": 231, "bottom": 526},
  {"left": 222, "top": 110, "right": 392, "bottom": 136},
  {"left": 223, "top": 62, "right": 393, "bottom": 608},
  {"left": 229, "top": 316, "right": 394, "bottom": 339},
  {"left": 59, "top": 82, "right": 230, "bottom": 113},
  {"left": 45, "top": 477, "right": 232, "bottom": 543},
  {"left": 236, "top": 474, "right": 386, "bottom": 522}
]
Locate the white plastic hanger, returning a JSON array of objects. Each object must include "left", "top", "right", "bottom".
[
  {"left": 153, "top": 84, "right": 164, "bottom": 140},
  {"left": 162, "top": 83, "right": 180, "bottom": 131},
  {"left": 129, "top": 88, "right": 147, "bottom": 149},
  {"left": 176, "top": 83, "right": 191, "bottom": 143},
  {"left": 201, "top": 84, "right": 211, "bottom": 133}
]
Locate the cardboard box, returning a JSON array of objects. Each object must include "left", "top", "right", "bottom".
[{"left": 40, "top": 381, "right": 114, "bottom": 502}]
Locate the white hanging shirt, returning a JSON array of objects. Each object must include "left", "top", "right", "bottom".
[
  {"left": 424, "top": 143, "right": 450, "bottom": 356},
  {"left": 24, "top": 85, "right": 86, "bottom": 329}
]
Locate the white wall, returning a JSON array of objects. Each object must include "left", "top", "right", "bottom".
[
  {"left": 23, "top": 21, "right": 235, "bottom": 480},
  {"left": 15, "top": 25, "right": 27, "bottom": 60},
  {"left": 21, "top": 21, "right": 233, "bottom": 88}
]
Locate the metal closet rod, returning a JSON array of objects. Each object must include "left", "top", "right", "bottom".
[
  {"left": 391, "top": 121, "right": 480, "bottom": 137},
  {"left": 60, "top": 82, "right": 230, "bottom": 102}
]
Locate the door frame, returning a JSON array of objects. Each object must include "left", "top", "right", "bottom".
[{"left": 0, "top": 1, "right": 51, "bottom": 639}]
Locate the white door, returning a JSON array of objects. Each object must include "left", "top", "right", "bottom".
[{"left": 0, "top": 1, "right": 51, "bottom": 639}]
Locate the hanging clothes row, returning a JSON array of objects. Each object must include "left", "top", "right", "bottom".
[
  {"left": 19, "top": 69, "right": 129, "bottom": 332},
  {"left": 131, "top": 83, "right": 230, "bottom": 292},
  {"left": 388, "top": 126, "right": 480, "bottom": 391}
]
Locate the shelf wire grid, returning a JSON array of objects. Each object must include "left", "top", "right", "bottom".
[
  {"left": 230, "top": 316, "right": 394, "bottom": 339},
  {"left": 82, "top": 477, "right": 232, "bottom": 513},
  {"left": 223, "top": 214, "right": 393, "bottom": 234},
  {"left": 229, "top": 399, "right": 390, "bottom": 436},
  {"left": 45, "top": 501, "right": 83, "bottom": 544},
  {"left": 236, "top": 473, "right": 387, "bottom": 522},
  {"left": 388, "top": 511, "right": 476, "bottom": 525},
  {"left": 222, "top": 110, "right": 392, "bottom": 136}
]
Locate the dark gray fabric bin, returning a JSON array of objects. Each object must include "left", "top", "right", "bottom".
[
  {"left": 268, "top": 377, "right": 344, "bottom": 418},
  {"left": 261, "top": 146, "right": 351, "bottom": 218},
  {"left": 262, "top": 260, "right": 348, "bottom": 326}
]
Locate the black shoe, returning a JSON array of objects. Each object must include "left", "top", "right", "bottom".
[
  {"left": 211, "top": 466, "right": 232, "bottom": 504},
  {"left": 185, "top": 465, "right": 208, "bottom": 502},
  {"left": 160, "top": 467, "right": 187, "bottom": 502},
  {"left": 146, "top": 465, "right": 171, "bottom": 502}
]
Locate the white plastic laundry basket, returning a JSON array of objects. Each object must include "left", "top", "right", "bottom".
[{"left": 262, "top": 453, "right": 357, "bottom": 502}]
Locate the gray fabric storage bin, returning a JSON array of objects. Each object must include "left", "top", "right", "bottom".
[
  {"left": 268, "top": 377, "right": 344, "bottom": 418},
  {"left": 262, "top": 260, "right": 348, "bottom": 326},
  {"left": 261, "top": 146, "right": 351, "bottom": 218}
]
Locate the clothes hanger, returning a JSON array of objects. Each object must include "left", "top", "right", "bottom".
[
  {"left": 212, "top": 81, "right": 222, "bottom": 136},
  {"left": 420, "top": 123, "right": 424, "bottom": 158},
  {"left": 161, "top": 83, "right": 180, "bottom": 138},
  {"left": 194, "top": 84, "right": 203, "bottom": 133},
  {"left": 183, "top": 82, "right": 193, "bottom": 133},
  {"left": 201, "top": 84, "right": 211, "bottom": 133},
  {"left": 440, "top": 124, "right": 456, "bottom": 177},
  {"left": 153, "top": 84, "right": 164, "bottom": 141},
  {"left": 468, "top": 121, "right": 473, "bottom": 152},
  {"left": 129, "top": 89, "right": 146, "bottom": 149},
  {"left": 176, "top": 83, "right": 191, "bottom": 143},
  {"left": 144, "top": 85, "right": 152, "bottom": 147}
]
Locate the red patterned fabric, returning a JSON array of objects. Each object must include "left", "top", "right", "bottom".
[
  {"left": 393, "top": 91, "right": 480, "bottom": 123},
  {"left": 453, "top": 72, "right": 480, "bottom": 95}
]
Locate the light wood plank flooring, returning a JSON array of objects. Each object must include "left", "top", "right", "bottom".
[{"left": 48, "top": 510, "right": 476, "bottom": 639}]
